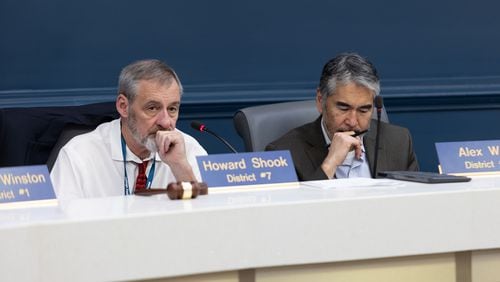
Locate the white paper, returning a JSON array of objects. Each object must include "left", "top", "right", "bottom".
[{"left": 300, "top": 178, "right": 405, "bottom": 190}]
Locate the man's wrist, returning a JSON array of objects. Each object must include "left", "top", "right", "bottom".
[
  {"left": 170, "top": 161, "right": 197, "bottom": 182},
  {"left": 321, "top": 163, "right": 337, "bottom": 179}
]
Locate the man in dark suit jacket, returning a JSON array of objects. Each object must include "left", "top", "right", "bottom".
[{"left": 266, "top": 53, "right": 418, "bottom": 181}]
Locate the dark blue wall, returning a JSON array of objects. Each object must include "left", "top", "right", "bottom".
[
  {"left": 3, "top": 0, "right": 500, "bottom": 90},
  {"left": 1, "top": 0, "right": 500, "bottom": 172}
]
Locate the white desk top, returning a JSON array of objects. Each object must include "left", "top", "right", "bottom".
[{"left": 1, "top": 176, "right": 499, "bottom": 281}]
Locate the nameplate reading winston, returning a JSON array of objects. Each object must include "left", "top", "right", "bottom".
[
  {"left": 0, "top": 165, "right": 57, "bottom": 208},
  {"left": 196, "top": 150, "right": 299, "bottom": 190},
  {"left": 435, "top": 140, "right": 500, "bottom": 175}
]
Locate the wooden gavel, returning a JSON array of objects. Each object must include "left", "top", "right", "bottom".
[{"left": 134, "top": 181, "right": 208, "bottom": 200}]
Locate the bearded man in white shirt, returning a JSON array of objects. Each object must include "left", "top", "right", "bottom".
[{"left": 51, "top": 59, "right": 207, "bottom": 199}]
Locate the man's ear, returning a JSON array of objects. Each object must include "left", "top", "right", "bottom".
[
  {"left": 116, "top": 94, "right": 129, "bottom": 118},
  {"left": 315, "top": 88, "right": 323, "bottom": 114}
]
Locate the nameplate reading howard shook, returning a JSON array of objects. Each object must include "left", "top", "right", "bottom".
[
  {"left": 196, "top": 150, "right": 298, "bottom": 190},
  {"left": 0, "top": 165, "right": 57, "bottom": 208},
  {"left": 435, "top": 140, "right": 500, "bottom": 175}
]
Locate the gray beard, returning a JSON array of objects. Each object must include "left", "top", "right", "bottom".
[
  {"left": 142, "top": 136, "right": 158, "bottom": 153},
  {"left": 127, "top": 117, "right": 158, "bottom": 154}
]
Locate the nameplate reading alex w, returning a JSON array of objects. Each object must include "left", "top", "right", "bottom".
[
  {"left": 435, "top": 139, "right": 500, "bottom": 175},
  {"left": 196, "top": 150, "right": 298, "bottom": 190},
  {"left": 0, "top": 165, "right": 57, "bottom": 208}
]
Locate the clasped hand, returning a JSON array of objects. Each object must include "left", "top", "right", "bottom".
[
  {"left": 321, "top": 131, "right": 363, "bottom": 178},
  {"left": 155, "top": 130, "right": 188, "bottom": 165}
]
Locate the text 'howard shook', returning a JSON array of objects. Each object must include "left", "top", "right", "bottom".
[{"left": 202, "top": 157, "right": 289, "bottom": 183}]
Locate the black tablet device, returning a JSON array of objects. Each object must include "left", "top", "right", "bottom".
[{"left": 378, "top": 171, "right": 471, "bottom": 184}]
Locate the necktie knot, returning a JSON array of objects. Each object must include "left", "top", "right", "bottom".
[{"left": 135, "top": 160, "right": 149, "bottom": 191}]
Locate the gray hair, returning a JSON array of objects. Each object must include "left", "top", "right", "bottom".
[
  {"left": 318, "top": 53, "right": 380, "bottom": 107},
  {"left": 118, "top": 59, "right": 183, "bottom": 102}
]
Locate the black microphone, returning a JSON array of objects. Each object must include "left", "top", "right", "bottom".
[
  {"left": 191, "top": 121, "right": 238, "bottom": 153},
  {"left": 372, "top": 95, "right": 383, "bottom": 178}
]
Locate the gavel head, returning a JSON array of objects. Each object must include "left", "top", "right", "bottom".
[{"left": 166, "top": 181, "right": 208, "bottom": 200}]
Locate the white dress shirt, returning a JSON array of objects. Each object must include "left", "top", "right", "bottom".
[{"left": 50, "top": 119, "right": 207, "bottom": 200}]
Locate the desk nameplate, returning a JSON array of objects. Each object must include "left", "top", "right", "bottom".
[
  {"left": 196, "top": 150, "right": 298, "bottom": 190},
  {"left": 436, "top": 140, "right": 500, "bottom": 175},
  {"left": 0, "top": 165, "right": 57, "bottom": 208}
]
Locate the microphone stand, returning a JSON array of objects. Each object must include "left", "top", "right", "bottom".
[
  {"left": 203, "top": 128, "right": 238, "bottom": 153},
  {"left": 372, "top": 96, "right": 383, "bottom": 178},
  {"left": 191, "top": 121, "right": 238, "bottom": 153}
]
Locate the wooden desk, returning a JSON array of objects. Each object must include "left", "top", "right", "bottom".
[{"left": 1, "top": 176, "right": 499, "bottom": 282}]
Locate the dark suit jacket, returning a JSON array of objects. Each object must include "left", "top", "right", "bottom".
[{"left": 265, "top": 116, "right": 419, "bottom": 181}]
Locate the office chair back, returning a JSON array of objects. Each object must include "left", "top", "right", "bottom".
[
  {"left": 233, "top": 99, "right": 389, "bottom": 152},
  {"left": 46, "top": 124, "right": 96, "bottom": 171}
]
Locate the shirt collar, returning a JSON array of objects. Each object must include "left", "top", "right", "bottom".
[{"left": 320, "top": 116, "right": 331, "bottom": 146}]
